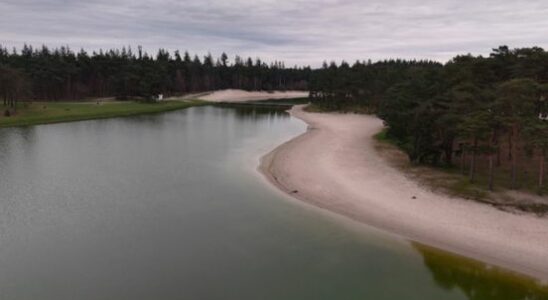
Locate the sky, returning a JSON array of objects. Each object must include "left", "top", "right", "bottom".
[{"left": 1, "top": 0, "right": 547, "bottom": 67}]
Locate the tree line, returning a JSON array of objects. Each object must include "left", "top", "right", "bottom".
[
  {"left": 0, "top": 44, "right": 311, "bottom": 106},
  {"left": 3, "top": 43, "right": 548, "bottom": 191},
  {"left": 310, "top": 46, "right": 548, "bottom": 191}
]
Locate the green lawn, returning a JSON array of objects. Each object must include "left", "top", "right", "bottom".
[{"left": 0, "top": 100, "right": 206, "bottom": 128}]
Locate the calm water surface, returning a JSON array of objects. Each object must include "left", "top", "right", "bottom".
[{"left": 0, "top": 105, "right": 546, "bottom": 300}]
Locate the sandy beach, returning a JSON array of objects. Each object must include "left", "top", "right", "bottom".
[
  {"left": 260, "top": 105, "right": 548, "bottom": 281},
  {"left": 196, "top": 89, "right": 309, "bottom": 102}
]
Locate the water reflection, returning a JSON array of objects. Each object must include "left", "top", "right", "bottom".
[
  {"left": 414, "top": 243, "right": 548, "bottom": 300},
  {"left": 214, "top": 103, "right": 293, "bottom": 120}
]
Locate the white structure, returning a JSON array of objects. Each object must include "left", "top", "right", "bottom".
[{"left": 153, "top": 94, "right": 164, "bottom": 102}]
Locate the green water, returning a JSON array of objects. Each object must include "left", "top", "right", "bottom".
[{"left": 0, "top": 105, "right": 546, "bottom": 299}]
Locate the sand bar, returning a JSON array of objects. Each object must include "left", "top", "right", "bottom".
[
  {"left": 260, "top": 105, "right": 548, "bottom": 281},
  {"left": 196, "top": 89, "right": 308, "bottom": 102}
]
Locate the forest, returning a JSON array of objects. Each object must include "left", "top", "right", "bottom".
[
  {"left": 309, "top": 46, "right": 548, "bottom": 192},
  {"left": 3, "top": 44, "right": 548, "bottom": 192},
  {"left": 0, "top": 44, "right": 311, "bottom": 106}
]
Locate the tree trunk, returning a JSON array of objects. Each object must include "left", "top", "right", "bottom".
[
  {"left": 469, "top": 137, "right": 477, "bottom": 183},
  {"left": 488, "top": 153, "right": 494, "bottom": 191},
  {"left": 511, "top": 124, "right": 518, "bottom": 189},
  {"left": 444, "top": 138, "right": 453, "bottom": 166},
  {"left": 539, "top": 150, "right": 545, "bottom": 190},
  {"left": 508, "top": 130, "right": 513, "bottom": 161},
  {"left": 496, "top": 146, "right": 501, "bottom": 166},
  {"left": 488, "top": 131, "right": 496, "bottom": 191},
  {"left": 460, "top": 146, "right": 466, "bottom": 175},
  {"left": 494, "top": 129, "right": 501, "bottom": 167}
]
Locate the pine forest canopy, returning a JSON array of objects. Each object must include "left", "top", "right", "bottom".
[
  {"left": 309, "top": 45, "right": 548, "bottom": 192},
  {"left": 0, "top": 44, "right": 311, "bottom": 103},
  {"left": 2, "top": 44, "right": 548, "bottom": 191}
]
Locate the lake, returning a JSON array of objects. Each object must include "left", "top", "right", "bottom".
[{"left": 0, "top": 104, "right": 546, "bottom": 300}]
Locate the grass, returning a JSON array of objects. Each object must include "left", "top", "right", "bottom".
[
  {"left": 0, "top": 100, "right": 206, "bottom": 128},
  {"left": 303, "top": 103, "right": 326, "bottom": 113},
  {"left": 373, "top": 128, "right": 400, "bottom": 145},
  {"left": 373, "top": 128, "right": 548, "bottom": 216}
]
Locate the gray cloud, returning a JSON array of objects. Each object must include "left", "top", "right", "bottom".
[{"left": 1, "top": 0, "right": 547, "bottom": 66}]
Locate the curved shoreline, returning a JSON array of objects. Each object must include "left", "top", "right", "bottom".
[
  {"left": 197, "top": 89, "right": 309, "bottom": 102},
  {"left": 259, "top": 105, "right": 548, "bottom": 281}
]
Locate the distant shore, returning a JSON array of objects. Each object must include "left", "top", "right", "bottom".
[
  {"left": 0, "top": 89, "right": 309, "bottom": 128},
  {"left": 0, "top": 100, "right": 206, "bottom": 128},
  {"left": 194, "top": 89, "right": 309, "bottom": 102},
  {"left": 259, "top": 105, "right": 548, "bottom": 281}
]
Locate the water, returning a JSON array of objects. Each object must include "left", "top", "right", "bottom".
[{"left": 0, "top": 105, "right": 546, "bottom": 300}]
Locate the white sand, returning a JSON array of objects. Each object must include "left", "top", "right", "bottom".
[
  {"left": 197, "top": 89, "right": 308, "bottom": 102},
  {"left": 260, "top": 105, "right": 548, "bottom": 281}
]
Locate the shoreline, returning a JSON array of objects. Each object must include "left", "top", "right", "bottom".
[
  {"left": 0, "top": 89, "right": 306, "bottom": 128},
  {"left": 196, "top": 89, "right": 309, "bottom": 102},
  {"left": 0, "top": 100, "right": 206, "bottom": 128},
  {"left": 259, "top": 105, "right": 548, "bottom": 282}
]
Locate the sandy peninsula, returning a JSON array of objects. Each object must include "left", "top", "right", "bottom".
[
  {"left": 260, "top": 105, "right": 548, "bottom": 281},
  {"left": 195, "top": 89, "right": 308, "bottom": 102}
]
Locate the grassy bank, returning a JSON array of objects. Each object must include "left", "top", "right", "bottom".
[{"left": 0, "top": 100, "right": 206, "bottom": 128}]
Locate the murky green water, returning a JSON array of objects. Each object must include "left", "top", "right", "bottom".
[{"left": 0, "top": 105, "right": 546, "bottom": 300}]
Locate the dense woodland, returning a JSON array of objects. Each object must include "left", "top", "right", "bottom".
[
  {"left": 0, "top": 44, "right": 310, "bottom": 106},
  {"left": 310, "top": 46, "right": 548, "bottom": 192},
  {"left": 3, "top": 44, "right": 548, "bottom": 192}
]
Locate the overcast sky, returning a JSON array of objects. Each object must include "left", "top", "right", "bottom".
[{"left": 1, "top": 0, "right": 547, "bottom": 66}]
